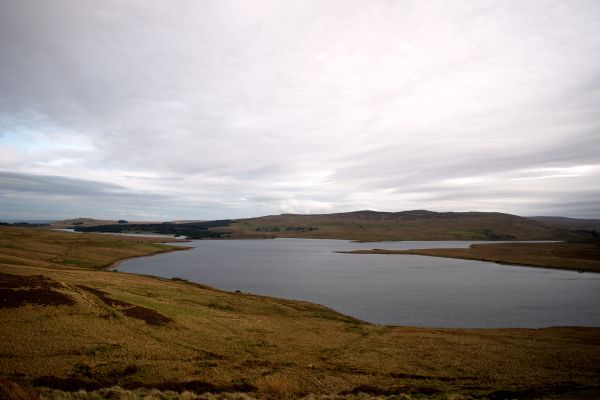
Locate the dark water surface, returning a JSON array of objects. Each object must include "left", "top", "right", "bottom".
[{"left": 117, "top": 239, "right": 600, "bottom": 328}]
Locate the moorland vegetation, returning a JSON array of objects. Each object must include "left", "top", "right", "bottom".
[{"left": 0, "top": 226, "right": 599, "bottom": 399}]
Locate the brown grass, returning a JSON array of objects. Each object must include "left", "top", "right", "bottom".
[
  {"left": 345, "top": 241, "right": 600, "bottom": 272},
  {"left": 0, "top": 225, "right": 189, "bottom": 270},
  {"left": 1, "top": 227, "right": 599, "bottom": 398}
]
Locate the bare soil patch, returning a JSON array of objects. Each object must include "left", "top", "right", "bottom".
[
  {"left": 0, "top": 272, "right": 62, "bottom": 289},
  {"left": 77, "top": 285, "right": 171, "bottom": 326},
  {"left": 0, "top": 272, "right": 74, "bottom": 308}
]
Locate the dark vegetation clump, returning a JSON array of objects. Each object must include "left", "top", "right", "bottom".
[
  {"left": 285, "top": 226, "right": 318, "bottom": 232},
  {"left": 255, "top": 225, "right": 318, "bottom": 232},
  {"left": 150, "top": 380, "right": 256, "bottom": 393},
  {"left": 474, "top": 229, "right": 515, "bottom": 240},
  {"left": 0, "top": 222, "right": 48, "bottom": 227},
  {"left": 0, "top": 288, "right": 75, "bottom": 308},
  {"left": 0, "top": 272, "right": 74, "bottom": 308},
  {"left": 255, "top": 226, "right": 281, "bottom": 232},
  {"left": 121, "top": 306, "right": 172, "bottom": 326},
  {"left": 341, "top": 384, "right": 441, "bottom": 396},
  {"left": 73, "top": 219, "right": 233, "bottom": 239},
  {"left": 66, "top": 362, "right": 141, "bottom": 384},
  {"left": 0, "top": 273, "right": 62, "bottom": 289},
  {"left": 77, "top": 285, "right": 172, "bottom": 326},
  {"left": 0, "top": 379, "right": 38, "bottom": 400},
  {"left": 574, "top": 229, "right": 600, "bottom": 239},
  {"left": 31, "top": 375, "right": 256, "bottom": 393}
]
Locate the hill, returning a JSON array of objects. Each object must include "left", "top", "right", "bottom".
[
  {"left": 48, "top": 218, "right": 207, "bottom": 229},
  {"left": 1, "top": 226, "right": 599, "bottom": 398},
  {"left": 219, "top": 210, "right": 581, "bottom": 241},
  {"left": 529, "top": 216, "right": 600, "bottom": 233},
  {"left": 48, "top": 218, "right": 123, "bottom": 229},
  {"left": 45, "top": 210, "right": 593, "bottom": 241},
  {"left": 73, "top": 220, "right": 234, "bottom": 239}
]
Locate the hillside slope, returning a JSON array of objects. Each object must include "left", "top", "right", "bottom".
[
  {"left": 221, "top": 210, "right": 578, "bottom": 241},
  {"left": 529, "top": 216, "right": 600, "bottom": 233},
  {"left": 1, "top": 227, "right": 599, "bottom": 398}
]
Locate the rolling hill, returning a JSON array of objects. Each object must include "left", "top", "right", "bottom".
[
  {"left": 46, "top": 210, "right": 597, "bottom": 241},
  {"left": 219, "top": 210, "right": 582, "bottom": 241},
  {"left": 528, "top": 216, "right": 600, "bottom": 233}
]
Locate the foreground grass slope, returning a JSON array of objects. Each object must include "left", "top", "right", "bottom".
[
  {"left": 219, "top": 210, "right": 580, "bottom": 241},
  {"left": 1, "top": 227, "right": 599, "bottom": 398}
]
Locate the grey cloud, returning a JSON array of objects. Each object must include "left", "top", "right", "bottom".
[
  {"left": 0, "top": 171, "right": 131, "bottom": 197},
  {"left": 1, "top": 0, "right": 599, "bottom": 219},
  {"left": 0, "top": 171, "right": 254, "bottom": 220}
]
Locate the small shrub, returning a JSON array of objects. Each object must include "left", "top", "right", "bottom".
[{"left": 257, "top": 374, "right": 299, "bottom": 399}]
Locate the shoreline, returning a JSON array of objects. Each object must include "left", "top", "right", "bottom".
[
  {"left": 102, "top": 247, "right": 600, "bottom": 328},
  {"left": 339, "top": 244, "right": 600, "bottom": 273},
  {"left": 340, "top": 250, "right": 594, "bottom": 273},
  {"left": 106, "top": 245, "right": 193, "bottom": 270}
]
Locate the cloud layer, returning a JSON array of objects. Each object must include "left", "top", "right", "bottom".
[{"left": 1, "top": 0, "right": 599, "bottom": 220}]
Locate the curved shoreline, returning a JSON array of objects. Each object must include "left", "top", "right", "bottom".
[
  {"left": 339, "top": 241, "right": 600, "bottom": 273},
  {"left": 106, "top": 245, "right": 193, "bottom": 270},
  {"left": 340, "top": 250, "right": 597, "bottom": 273}
]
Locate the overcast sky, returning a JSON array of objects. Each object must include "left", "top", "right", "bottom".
[{"left": 1, "top": 0, "right": 599, "bottom": 221}]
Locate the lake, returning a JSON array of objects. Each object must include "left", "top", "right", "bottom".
[{"left": 117, "top": 238, "right": 600, "bottom": 328}]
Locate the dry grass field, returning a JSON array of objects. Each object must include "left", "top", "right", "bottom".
[
  {"left": 1, "top": 227, "right": 599, "bottom": 399},
  {"left": 345, "top": 241, "right": 600, "bottom": 272},
  {"left": 0, "top": 226, "right": 188, "bottom": 270}
]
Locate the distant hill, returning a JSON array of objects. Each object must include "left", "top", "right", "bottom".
[
  {"left": 46, "top": 211, "right": 595, "bottom": 241},
  {"left": 48, "top": 218, "right": 164, "bottom": 229},
  {"left": 48, "top": 218, "right": 120, "bottom": 229},
  {"left": 73, "top": 220, "right": 234, "bottom": 239},
  {"left": 219, "top": 210, "right": 582, "bottom": 241}
]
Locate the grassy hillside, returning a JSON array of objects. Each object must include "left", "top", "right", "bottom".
[
  {"left": 1, "top": 227, "right": 599, "bottom": 399},
  {"left": 0, "top": 226, "right": 188, "bottom": 270},
  {"left": 345, "top": 240, "right": 600, "bottom": 272},
  {"left": 529, "top": 216, "right": 600, "bottom": 233},
  {"left": 219, "top": 210, "right": 579, "bottom": 241},
  {"left": 46, "top": 211, "right": 590, "bottom": 242},
  {"left": 48, "top": 218, "right": 123, "bottom": 229}
]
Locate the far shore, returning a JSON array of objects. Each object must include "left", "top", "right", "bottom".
[{"left": 340, "top": 240, "right": 600, "bottom": 273}]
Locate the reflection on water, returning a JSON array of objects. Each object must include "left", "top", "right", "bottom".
[{"left": 118, "top": 238, "right": 600, "bottom": 328}]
